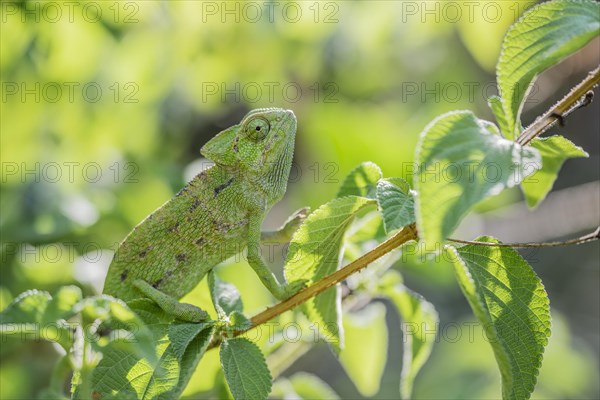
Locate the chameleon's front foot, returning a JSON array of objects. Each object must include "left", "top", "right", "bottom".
[{"left": 273, "top": 279, "right": 308, "bottom": 301}]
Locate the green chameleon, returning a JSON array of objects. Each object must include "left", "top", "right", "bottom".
[{"left": 103, "top": 108, "right": 308, "bottom": 322}]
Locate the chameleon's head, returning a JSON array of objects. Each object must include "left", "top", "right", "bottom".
[{"left": 201, "top": 108, "right": 297, "bottom": 201}]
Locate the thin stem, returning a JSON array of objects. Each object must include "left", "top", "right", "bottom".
[
  {"left": 517, "top": 66, "right": 600, "bottom": 146},
  {"left": 449, "top": 227, "right": 599, "bottom": 248}
]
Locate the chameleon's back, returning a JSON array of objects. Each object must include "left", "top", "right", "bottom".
[{"left": 103, "top": 165, "right": 249, "bottom": 301}]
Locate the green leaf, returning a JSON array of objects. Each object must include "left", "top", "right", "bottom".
[
  {"left": 497, "top": 0, "right": 600, "bottom": 139},
  {"left": 379, "top": 271, "right": 438, "bottom": 399},
  {"left": 272, "top": 372, "right": 340, "bottom": 399},
  {"left": 208, "top": 271, "right": 243, "bottom": 317},
  {"left": 488, "top": 95, "right": 510, "bottom": 136},
  {"left": 76, "top": 296, "right": 156, "bottom": 362},
  {"left": 521, "top": 135, "right": 588, "bottom": 208},
  {"left": 0, "top": 290, "right": 52, "bottom": 324},
  {"left": 376, "top": 177, "right": 415, "bottom": 233},
  {"left": 1, "top": 286, "right": 81, "bottom": 326},
  {"left": 337, "top": 161, "right": 382, "bottom": 199},
  {"left": 168, "top": 322, "right": 215, "bottom": 397},
  {"left": 227, "top": 311, "right": 252, "bottom": 331},
  {"left": 0, "top": 288, "right": 81, "bottom": 350},
  {"left": 44, "top": 285, "right": 82, "bottom": 323},
  {"left": 91, "top": 300, "right": 215, "bottom": 400},
  {"left": 168, "top": 322, "right": 212, "bottom": 359},
  {"left": 220, "top": 338, "right": 272, "bottom": 400},
  {"left": 345, "top": 211, "right": 387, "bottom": 245},
  {"left": 414, "top": 111, "right": 540, "bottom": 248},
  {"left": 447, "top": 237, "right": 551, "bottom": 400},
  {"left": 339, "top": 302, "right": 388, "bottom": 397},
  {"left": 284, "top": 196, "right": 376, "bottom": 350}
]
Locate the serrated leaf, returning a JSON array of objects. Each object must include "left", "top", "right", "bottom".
[
  {"left": 76, "top": 296, "right": 156, "bottom": 363},
  {"left": 0, "top": 290, "right": 52, "bottom": 324},
  {"left": 521, "top": 135, "right": 588, "bottom": 208},
  {"left": 92, "top": 339, "right": 174, "bottom": 400},
  {"left": 339, "top": 303, "right": 387, "bottom": 397},
  {"left": 86, "top": 299, "right": 168, "bottom": 400},
  {"left": 488, "top": 95, "right": 510, "bottom": 136},
  {"left": 220, "top": 338, "right": 272, "bottom": 400},
  {"left": 168, "top": 322, "right": 215, "bottom": 398},
  {"left": 44, "top": 285, "right": 82, "bottom": 324},
  {"left": 208, "top": 271, "right": 243, "bottom": 317},
  {"left": 376, "top": 177, "right": 415, "bottom": 233},
  {"left": 380, "top": 271, "right": 438, "bottom": 399},
  {"left": 414, "top": 111, "right": 540, "bottom": 248},
  {"left": 336, "top": 161, "right": 383, "bottom": 199},
  {"left": 284, "top": 196, "right": 376, "bottom": 350},
  {"left": 447, "top": 237, "right": 551, "bottom": 400},
  {"left": 168, "top": 322, "right": 212, "bottom": 359},
  {"left": 345, "top": 211, "right": 387, "bottom": 245},
  {"left": 0, "top": 289, "right": 77, "bottom": 350},
  {"left": 90, "top": 300, "right": 215, "bottom": 400},
  {"left": 228, "top": 311, "right": 251, "bottom": 331},
  {"left": 497, "top": 0, "right": 600, "bottom": 139}
]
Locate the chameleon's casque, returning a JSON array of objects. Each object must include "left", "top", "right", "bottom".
[{"left": 103, "top": 108, "right": 305, "bottom": 322}]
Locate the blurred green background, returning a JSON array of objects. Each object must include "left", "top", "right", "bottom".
[{"left": 1, "top": 1, "right": 598, "bottom": 398}]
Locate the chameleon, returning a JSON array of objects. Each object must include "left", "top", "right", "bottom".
[{"left": 103, "top": 108, "right": 308, "bottom": 322}]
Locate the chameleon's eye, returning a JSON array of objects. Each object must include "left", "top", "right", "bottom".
[{"left": 246, "top": 117, "right": 270, "bottom": 140}]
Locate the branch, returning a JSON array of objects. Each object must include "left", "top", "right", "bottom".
[
  {"left": 449, "top": 227, "right": 599, "bottom": 248},
  {"left": 517, "top": 66, "right": 600, "bottom": 146}
]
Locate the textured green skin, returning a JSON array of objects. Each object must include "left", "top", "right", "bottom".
[{"left": 103, "top": 108, "right": 305, "bottom": 321}]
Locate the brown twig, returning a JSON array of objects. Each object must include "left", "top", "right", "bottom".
[
  {"left": 517, "top": 66, "right": 600, "bottom": 146},
  {"left": 449, "top": 227, "right": 599, "bottom": 248}
]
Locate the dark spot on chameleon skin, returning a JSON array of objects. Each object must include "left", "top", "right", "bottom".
[
  {"left": 152, "top": 278, "right": 163, "bottom": 289},
  {"left": 189, "top": 198, "right": 200, "bottom": 212},
  {"left": 168, "top": 222, "right": 180, "bottom": 233},
  {"left": 138, "top": 246, "right": 153, "bottom": 258},
  {"left": 212, "top": 220, "right": 232, "bottom": 233},
  {"left": 233, "top": 143, "right": 238, "bottom": 152},
  {"left": 214, "top": 177, "right": 234, "bottom": 197},
  {"left": 120, "top": 270, "right": 128, "bottom": 282},
  {"left": 195, "top": 237, "right": 205, "bottom": 246},
  {"left": 212, "top": 218, "right": 248, "bottom": 233},
  {"left": 165, "top": 270, "right": 174, "bottom": 278},
  {"left": 176, "top": 253, "right": 187, "bottom": 262}
]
